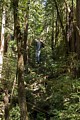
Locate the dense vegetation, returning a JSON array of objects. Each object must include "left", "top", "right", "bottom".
[{"left": 0, "top": 0, "right": 80, "bottom": 120}]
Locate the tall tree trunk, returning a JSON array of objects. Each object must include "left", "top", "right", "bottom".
[
  {"left": 71, "top": 0, "right": 75, "bottom": 52},
  {"left": 76, "top": 0, "right": 80, "bottom": 58},
  {"left": 65, "top": 0, "right": 74, "bottom": 54},
  {"left": 13, "top": 0, "right": 28, "bottom": 120},
  {"left": 23, "top": 1, "right": 29, "bottom": 71},
  {"left": 0, "top": 5, "right": 6, "bottom": 78},
  {"left": 55, "top": 13, "right": 59, "bottom": 45},
  {"left": 51, "top": 6, "right": 55, "bottom": 59},
  {"left": 1, "top": 5, "right": 10, "bottom": 120},
  {"left": 54, "top": 0, "right": 65, "bottom": 36}
]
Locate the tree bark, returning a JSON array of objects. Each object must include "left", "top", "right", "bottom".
[
  {"left": 51, "top": 4, "right": 55, "bottom": 59},
  {"left": 76, "top": 0, "right": 80, "bottom": 58},
  {"left": 64, "top": 0, "right": 75, "bottom": 54},
  {"left": 55, "top": 13, "right": 59, "bottom": 45},
  {"left": 13, "top": 0, "right": 29, "bottom": 120},
  {"left": 54, "top": 0, "right": 65, "bottom": 36},
  {"left": 3, "top": 89, "right": 9, "bottom": 120},
  {"left": 0, "top": 5, "right": 6, "bottom": 78},
  {"left": 23, "top": 1, "right": 29, "bottom": 70}
]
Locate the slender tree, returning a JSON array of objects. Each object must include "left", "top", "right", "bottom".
[
  {"left": 13, "top": 0, "right": 28, "bottom": 119},
  {"left": 76, "top": 0, "right": 80, "bottom": 58},
  {"left": 51, "top": 10, "right": 55, "bottom": 59},
  {"left": 23, "top": 1, "right": 29, "bottom": 68},
  {"left": 0, "top": 2, "right": 6, "bottom": 78}
]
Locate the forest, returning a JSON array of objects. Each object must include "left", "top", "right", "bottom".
[{"left": 0, "top": 0, "right": 80, "bottom": 120}]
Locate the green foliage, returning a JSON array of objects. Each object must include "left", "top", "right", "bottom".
[
  {"left": 0, "top": 0, "right": 79, "bottom": 120},
  {"left": 48, "top": 76, "right": 80, "bottom": 120},
  {"left": 36, "top": 112, "right": 45, "bottom": 120},
  {"left": 29, "top": 0, "right": 45, "bottom": 38},
  {"left": 10, "top": 105, "right": 20, "bottom": 120}
]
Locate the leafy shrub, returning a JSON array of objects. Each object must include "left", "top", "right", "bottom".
[{"left": 10, "top": 105, "right": 20, "bottom": 120}]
